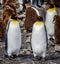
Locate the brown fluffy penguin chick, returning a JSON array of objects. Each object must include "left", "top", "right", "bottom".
[
  {"left": 3, "top": 0, "right": 7, "bottom": 4},
  {"left": 0, "top": 18, "right": 4, "bottom": 41},
  {"left": 24, "top": 7, "right": 38, "bottom": 32},
  {"left": 54, "top": 15, "right": 60, "bottom": 44},
  {"left": 3, "top": 8, "right": 14, "bottom": 30},
  {"left": 4, "top": 0, "right": 16, "bottom": 14}
]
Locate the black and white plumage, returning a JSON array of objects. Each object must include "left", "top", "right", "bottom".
[
  {"left": 7, "top": 20, "right": 21, "bottom": 56},
  {"left": 31, "top": 0, "right": 44, "bottom": 6},
  {"left": 31, "top": 21, "right": 47, "bottom": 58},
  {"left": 0, "top": 0, "right": 3, "bottom": 4},
  {"left": 17, "top": 0, "right": 23, "bottom": 11},
  {"left": 45, "top": 8, "right": 57, "bottom": 39}
]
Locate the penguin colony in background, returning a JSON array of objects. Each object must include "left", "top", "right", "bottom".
[
  {"left": 17, "top": 0, "right": 29, "bottom": 11},
  {"left": 18, "top": 0, "right": 23, "bottom": 11}
]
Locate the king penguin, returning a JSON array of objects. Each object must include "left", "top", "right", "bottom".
[
  {"left": 31, "top": 17, "right": 47, "bottom": 59},
  {"left": 0, "top": 0, "right": 3, "bottom": 4},
  {"left": 45, "top": 4, "right": 57, "bottom": 40},
  {"left": 18, "top": 0, "right": 23, "bottom": 11},
  {"left": 7, "top": 14, "right": 21, "bottom": 57}
]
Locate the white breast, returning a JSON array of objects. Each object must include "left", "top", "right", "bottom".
[
  {"left": 31, "top": 23, "right": 47, "bottom": 56},
  {"left": 45, "top": 10, "right": 57, "bottom": 37},
  {"left": 7, "top": 22, "right": 21, "bottom": 56}
]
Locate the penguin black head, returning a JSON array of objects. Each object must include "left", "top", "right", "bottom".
[
  {"left": 11, "top": 14, "right": 17, "bottom": 20},
  {"left": 37, "top": 16, "right": 43, "bottom": 21},
  {"left": 49, "top": 4, "right": 54, "bottom": 8}
]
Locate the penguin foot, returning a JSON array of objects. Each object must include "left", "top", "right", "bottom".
[
  {"left": 4, "top": 55, "right": 13, "bottom": 60},
  {"left": 37, "top": 56, "right": 42, "bottom": 60},
  {"left": 7, "top": 55, "right": 17, "bottom": 60},
  {"left": 4, "top": 54, "right": 16, "bottom": 59}
]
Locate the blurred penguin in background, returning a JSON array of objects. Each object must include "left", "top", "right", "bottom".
[
  {"left": 0, "top": 0, "right": 3, "bottom": 4},
  {"left": 7, "top": 14, "right": 21, "bottom": 57},
  {"left": 4, "top": 0, "right": 16, "bottom": 14},
  {"left": 31, "top": 0, "right": 44, "bottom": 7},
  {"left": 36, "top": 5, "right": 46, "bottom": 21},
  {"left": 23, "top": 0, "right": 27, "bottom": 11},
  {"left": 3, "top": 0, "right": 16, "bottom": 25},
  {"left": 45, "top": 4, "right": 57, "bottom": 40},
  {"left": 42, "top": 2, "right": 51, "bottom": 10},
  {"left": 31, "top": 0, "right": 39, "bottom": 7},
  {"left": 3, "top": 0, "right": 6, "bottom": 4},
  {"left": 3, "top": 7, "right": 14, "bottom": 24},
  {"left": 54, "top": 15, "right": 60, "bottom": 44},
  {"left": 24, "top": 6, "right": 40, "bottom": 32},
  {"left": 31, "top": 16, "right": 47, "bottom": 60},
  {"left": 18, "top": 0, "right": 23, "bottom": 11},
  {"left": 38, "top": 0, "right": 44, "bottom": 6},
  {"left": 18, "top": 0, "right": 28, "bottom": 12},
  {"left": 40, "top": 0, "right": 44, "bottom": 5}
]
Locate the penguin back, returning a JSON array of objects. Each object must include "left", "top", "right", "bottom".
[{"left": 54, "top": 15, "right": 60, "bottom": 43}]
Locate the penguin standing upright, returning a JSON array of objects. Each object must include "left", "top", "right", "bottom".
[
  {"left": 45, "top": 4, "right": 57, "bottom": 40},
  {"left": 0, "top": 0, "right": 3, "bottom": 4},
  {"left": 54, "top": 15, "right": 60, "bottom": 44},
  {"left": 31, "top": 17, "right": 47, "bottom": 59},
  {"left": 7, "top": 14, "right": 21, "bottom": 57},
  {"left": 18, "top": 0, "right": 23, "bottom": 11}
]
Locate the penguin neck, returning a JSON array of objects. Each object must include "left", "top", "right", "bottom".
[
  {"left": 11, "top": 20, "right": 18, "bottom": 24},
  {"left": 13, "top": 20, "right": 17, "bottom": 21},
  {"left": 35, "top": 21, "right": 43, "bottom": 25},
  {"left": 48, "top": 8, "right": 55, "bottom": 12}
]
